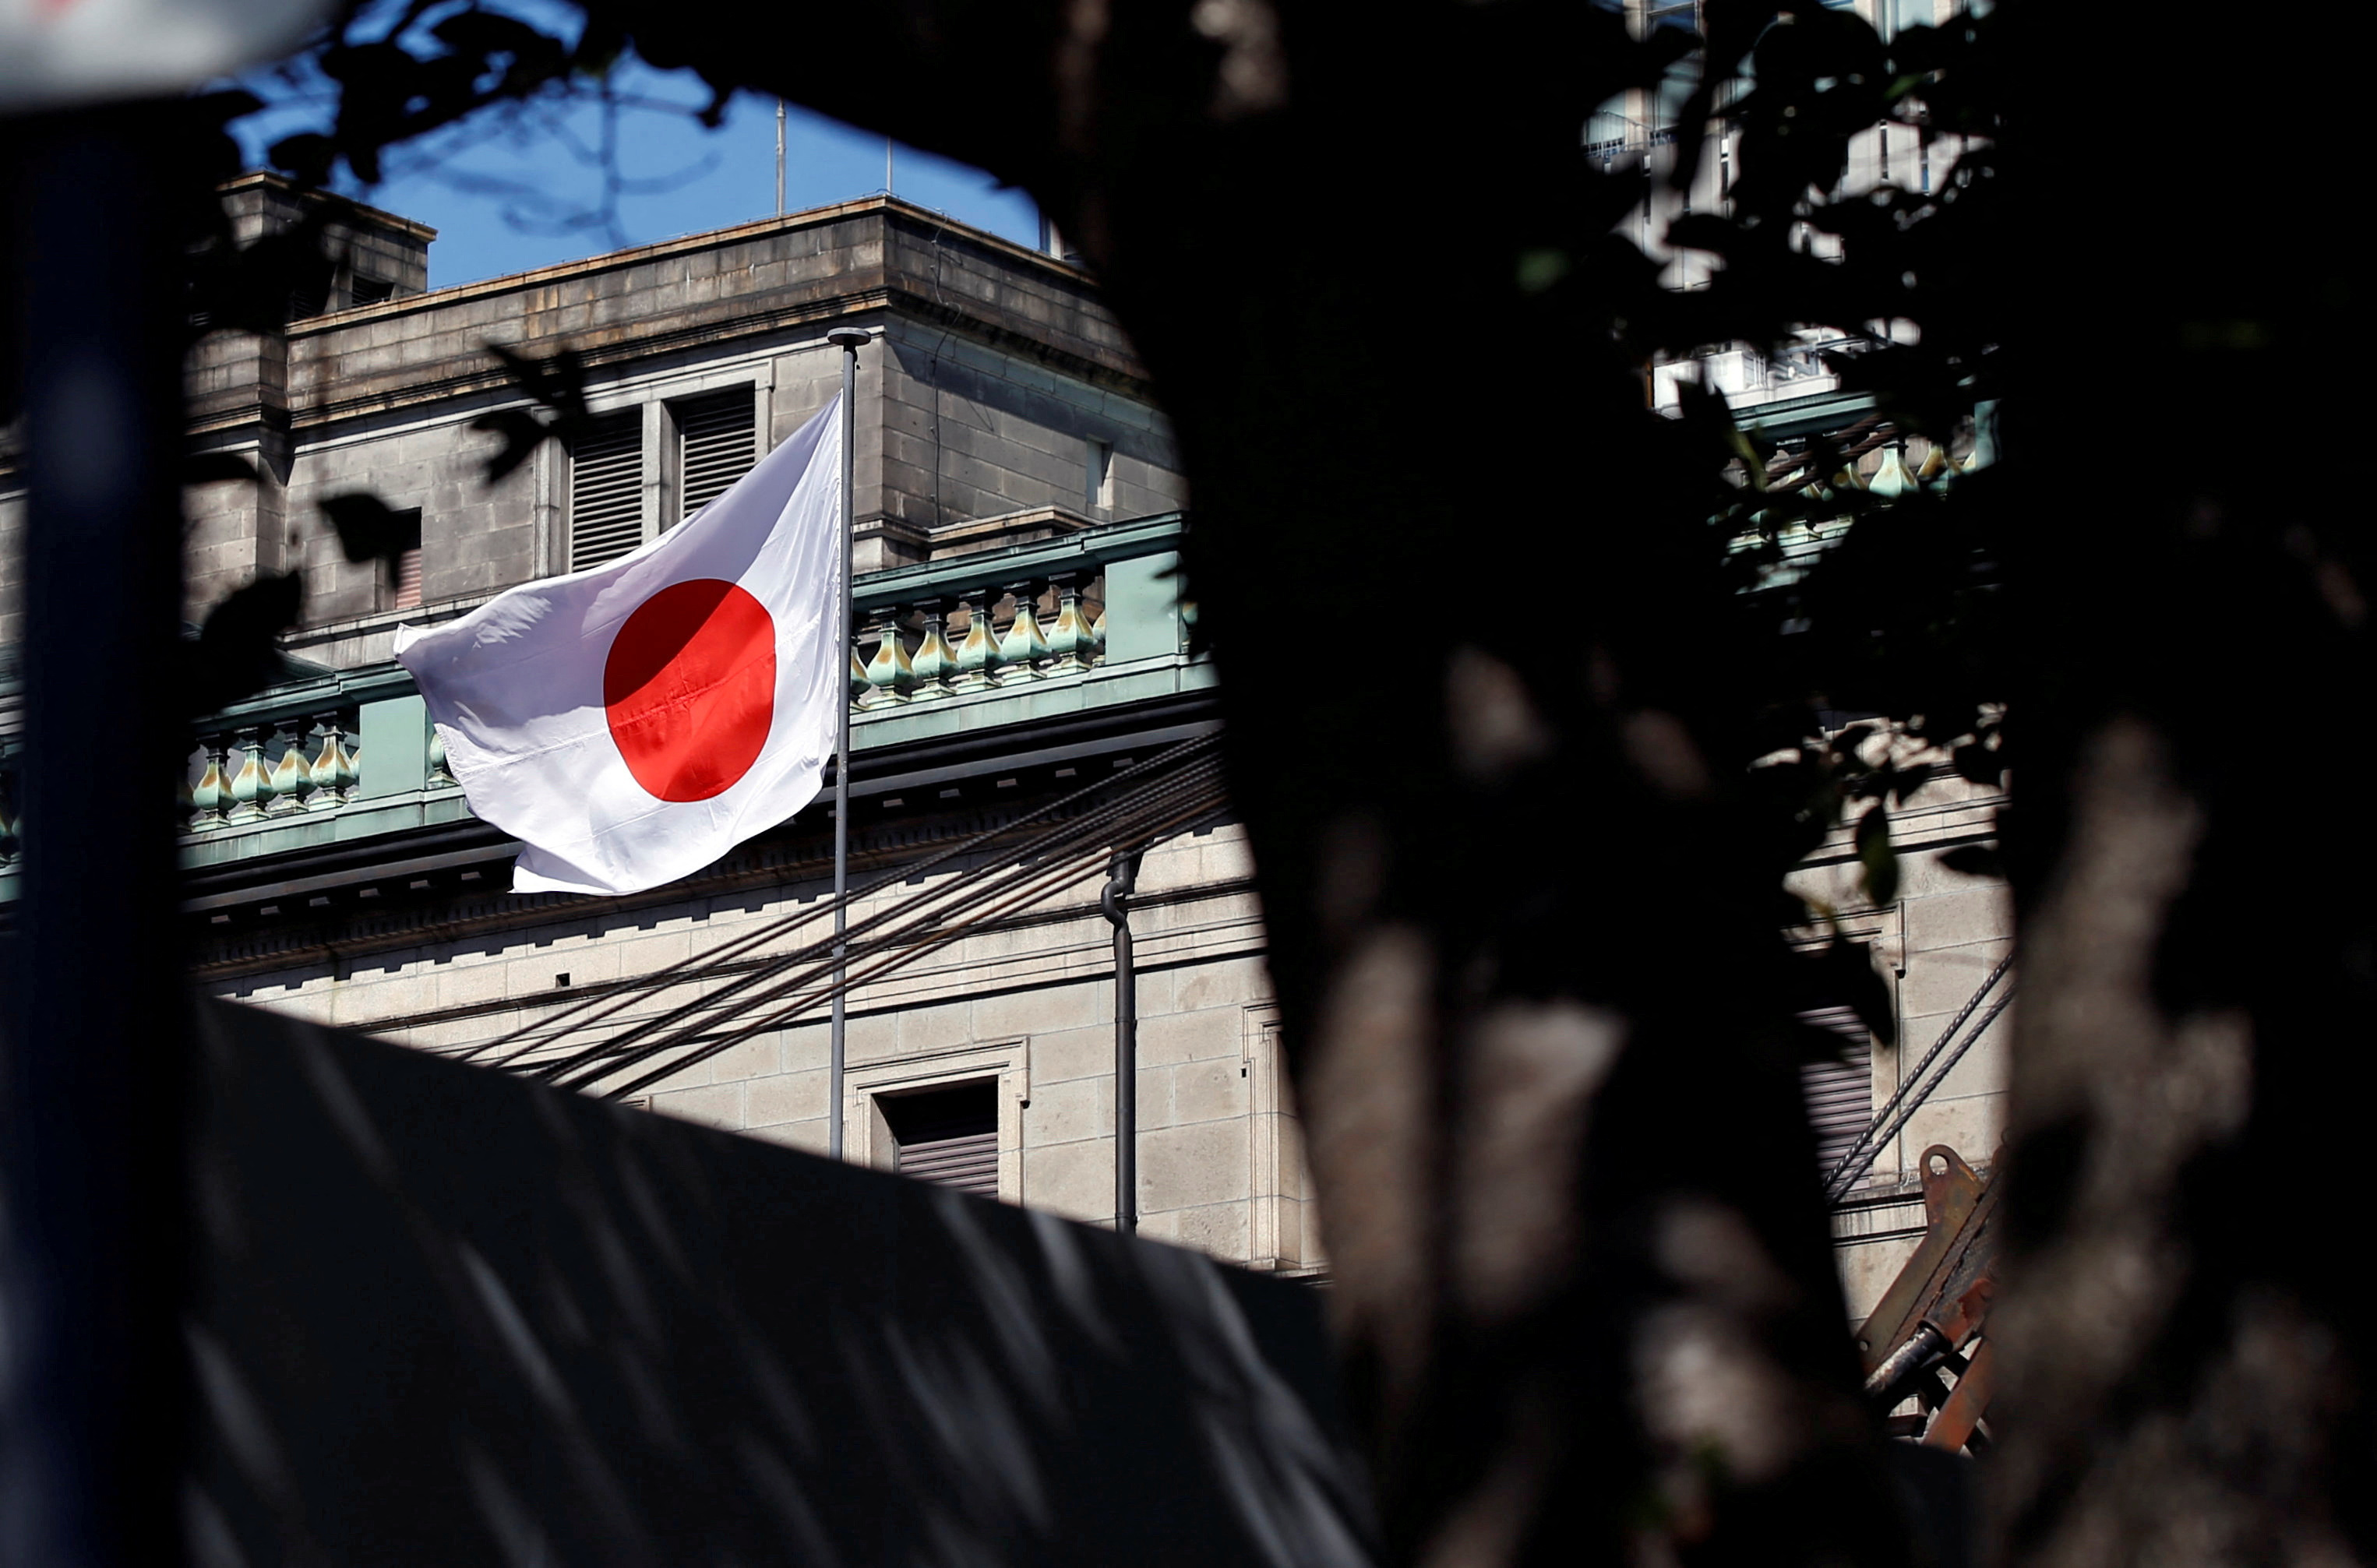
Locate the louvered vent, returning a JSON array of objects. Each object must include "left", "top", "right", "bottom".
[
  {"left": 1799, "top": 1005, "right": 1874, "bottom": 1187},
  {"left": 677, "top": 389, "right": 756, "bottom": 522},
  {"left": 390, "top": 547, "right": 422, "bottom": 610},
  {"left": 570, "top": 410, "right": 644, "bottom": 570},
  {"left": 883, "top": 1082, "right": 999, "bottom": 1200},
  {"left": 378, "top": 509, "right": 424, "bottom": 611}
]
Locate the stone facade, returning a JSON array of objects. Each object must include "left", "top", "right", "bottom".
[{"left": 0, "top": 178, "right": 2002, "bottom": 1309}]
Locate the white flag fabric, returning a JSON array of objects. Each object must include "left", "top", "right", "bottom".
[{"left": 394, "top": 396, "right": 844, "bottom": 896}]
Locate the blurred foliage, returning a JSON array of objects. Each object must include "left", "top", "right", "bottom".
[
  {"left": 0, "top": 5, "right": 2047, "bottom": 1556},
  {"left": 470, "top": 342, "right": 599, "bottom": 481},
  {"left": 318, "top": 491, "right": 419, "bottom": 566}
]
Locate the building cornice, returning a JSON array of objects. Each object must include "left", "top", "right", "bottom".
[
  {"left": 160, "top": 689, "right": 1222, "bottom": 969},
  {"left": 270, "top": 283, "right": 1156, "bottom": 442},
  {"left": 217, "top": 171, "right": 442, "bottom": 241},
  {"left": 295, "top": 196, "right": 1074, "bottom": 322}
]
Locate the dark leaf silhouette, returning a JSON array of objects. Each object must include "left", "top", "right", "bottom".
[
  {"left": 1952, "top": 741, "right": 2003, "bottom": 787},
  {"left": 266, "top": 132, "right": 337, "bottom": 188},
  {"left": 469, "top": 407, "right": 558, "bottom": 485},
  {"left": 189, "top": 221, "right": 337, "bottom": 339},
  {"left": 1938, "top": 843, "right": 2003, "bottom": 879},
  {"left": 183, "top": 453, "right": 259, "bottom": 487},
  {"left": 1855, "top": 800, "right": 1899, "bottom": 908},
  {"left": 186, "top": 573, "right": 304, "bottom": 715},
  {"left": 470, "top": 343, "right": 598, "bottom": 482},
  {"left": 318, "top": 492, "right": 415, "bottom": 566}
]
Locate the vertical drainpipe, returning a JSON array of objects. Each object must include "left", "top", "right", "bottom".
[{"left": 1102, "top": 848, "right": 1144, "bottom": 1235}]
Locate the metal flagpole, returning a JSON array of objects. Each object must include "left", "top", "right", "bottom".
[
  {"left": 825, "top": 326, "right": 867, "bottom": 1158},
  {"left": 775, "top": 100, "right": 787, "bottom": 214},
  {"left": 1101, "top": 850, "right": 1144, "bottom": 1234}
]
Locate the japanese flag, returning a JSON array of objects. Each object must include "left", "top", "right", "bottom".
[{"left": 394, "top": 396, "right": 844, "bottom": 896}]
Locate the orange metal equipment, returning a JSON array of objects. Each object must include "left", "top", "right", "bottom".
[{"left": 1854, "top": 1144, "right": 2001, "bottom": 1453}]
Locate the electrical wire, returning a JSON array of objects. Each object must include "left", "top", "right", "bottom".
[
  {"left": 1834, "top": 988, "right": 2012, "bottom": 1201},
  {"left": 467, "top": 735, "right": 1218, "bottom": 1065},
  {"left": 545, "top": 768, "right": 1230, "bottom": 1097},
  {"left": 1823, "top": 954, "right": 2014, "bottom": 1202},
  {"left": 517, "top": 753, "right": 1230, "bottom": 1086},
  {"left": 580, "top": 786, "right": 1232, "bottom": 1101},
  {"left": 455, "top": 733, "right": 1221, "bottom": 1066},
  {"left": 495, "top": 742, "right": 1226, "bottom": 1084}
]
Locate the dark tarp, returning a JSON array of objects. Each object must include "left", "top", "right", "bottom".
[{"left": 185, "top": 1000, "right": 1374, "bottom": 1566}]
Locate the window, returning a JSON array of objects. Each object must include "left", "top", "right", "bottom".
[
  {"left": 676, "top": 389, "right": 757, "bottom": 523},
  {"left": 379, "top": 509, "right": 424, "bottom": 611},
  {"left": 1086, "top": 438, "right": 1114, "bottom": 511},
  {"left": 880, "top": 1080, "right": 998, "bottom": 1198},
  {"left": 349, "top": 275, "right": 396, "bottom": 307},
  {"left": 569, "top": 410, "right": 644, "bottom": 570},
  {"left": 1799, "top": 1005, "right": 1874, "bottom": 1185}
]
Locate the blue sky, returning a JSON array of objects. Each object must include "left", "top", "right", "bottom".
[{"left": 231, "top": 18, "right": 1039, "bottom": 290}]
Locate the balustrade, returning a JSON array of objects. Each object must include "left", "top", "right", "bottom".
[
  {"left": 1, "top": 514, "right": 1185, "bottom": 873},
  {"left": 854, "top": 576, "right": 1109, "bottom": 710},
  {"left": 185, "top": 701, "right": 453, "bottom": 833}
]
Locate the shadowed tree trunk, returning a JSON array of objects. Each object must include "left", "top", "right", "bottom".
[
  {"left": 626, "top": 4, "right": 1919, "bottom": 1561},
  {"left": 1980, "top": 9, "right": 2376, "bottom": 1563}
]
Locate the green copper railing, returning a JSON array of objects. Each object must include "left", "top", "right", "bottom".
[{"left": 0, "top": 513, "right": 1195, "bottom": 884}]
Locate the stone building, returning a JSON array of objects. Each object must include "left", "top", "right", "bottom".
[{"left": 0, "top": 174, "right": 2006, "bottom": 1310}]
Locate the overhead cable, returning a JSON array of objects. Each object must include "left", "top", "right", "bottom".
[
  {"left": 518, "top": 752, "right": 1229, "bottom": 1087},
  {"left": 545, "top": 764, "right": 1230, "bottom": 1098},
  {"left": 457, "top": 733, "right": 1222, "bottom": 1067},
  {"left": 581, "top": 781, "right": 1232, "bottom": 1101},
  {"left": 1822, "top": 953, "right": 2014, "bottom": 1203}
]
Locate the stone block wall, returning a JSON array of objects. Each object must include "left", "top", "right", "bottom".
[
  {"left": 1, "top": 196, "right": 1185, "bottom": 661},
  {"left": 878, "top": 326, "right": 1184, "bottom": 535},
  {"left": 189, "top": 742, "right": 2007, "bottom": 1305},
  {"left": 203, "top": 815, "right": 1322, "bottom": 1277},
  {"left": 1789, "top": 766, "right": 2012, "bottom": 1320}
]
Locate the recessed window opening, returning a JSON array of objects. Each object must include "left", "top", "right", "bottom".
[
  {"left": 1086, "top": 438, "right": 1114, "bottom": 511},
  {"left": 349, "top": 275, "right": 396, "bottom": 308},
  {"left": 677, "top": 388, "right": 757, "bottom": 522},
  {"left": 881, "top": 1080, "right": 998, "bottom": 1199}
]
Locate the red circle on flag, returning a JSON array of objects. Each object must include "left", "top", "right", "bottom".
[{"left": 603, "top": 579, "right": 776, "bottom": 802}]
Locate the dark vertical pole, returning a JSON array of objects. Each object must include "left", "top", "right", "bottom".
[
  {"left": 2, "top": 107, "right": 189, "bottom": 1568},
  {"left": 825, "top": 326, "right": 866, "bottom": 1160},
  {"left": 1101, "top": 849, "right": 1143, "bottom": 1234}
]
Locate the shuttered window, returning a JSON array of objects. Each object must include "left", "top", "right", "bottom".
[
  {"left": 883, "top": 1082, "right": 999, "bottom": 1199},
  {"left": 677, "top": 389, "right": 756, "bottom": 522},
  {"left": 570, "top": 410, "right": 644, "bottom": 570},
  {"left": 390, "top": 547, "right": 423, "bottom": 609},
  {"left": 378, "top": 509, "right": 424, "bottom": 611},
  {"left": 1799, "top": 1005, "right": 1874, "bottom": 1186}
]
